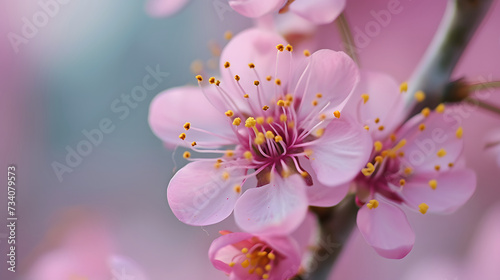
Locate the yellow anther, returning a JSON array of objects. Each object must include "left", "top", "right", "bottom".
[
  {"left": 234, "top": 185, "right": 241, "bottom": 194},
  {"left": 275, "top": 79, "right": 281, "bottom": 85},
  {"left": 435, "top": 103, "right": 445, "bottom": 113},
  {"left": 266, "top": 116, "right": 274, "bottom": 124},
  {"left": 277, "top": 100, "right": 285, "bottom": 106},
  {"left": 190, "top": 60, "right": 203, "bottom": 74},
  {"left": 456, "top": 127, "right": 463, "bottom": 139},
  {"left": 366, "top": 199, "right": 379, "bottom": 209},
  {"left": 268, "top": 253, "right": 276, "bottom": 260},
  {"left": 234, "top": 75, "right": 240, "bottom": 81},
  {"left": 243, "top": 94, "right": 249, "bottom": 98},
  {"left": 400, "top": 82, "right": 408, "bottom": 93},
  {"left": 276, "top": 44, "right": 284, "bottom": 51},
  {"left": 361, "top": 94, "right": 369, "bottom": 104},
  {"left": 285, "top": 93, "right": 294, "bottom": 101},
  {"left": 183, "top": 122, "right": 191, "bottom": 130},
  {"left": 265, "top": 264, "right": 272, "bottom": 271},
  {"left": 399, "top": 151, "right": 405, "bottom": 157},
  {"left": 179, "top": 133, "right": 186, "bottom": 140},
  {"left": 435, "top": 165, "right": 440, "bottom": 171},
  {"left": 248, "top": 268, "right": 255, "bottom": 274},
  {"left": 244, "top": 151, "right": 253, "bottom": 160},
  {"left": 255, "top": 133, "right": 265, "bottom": 145},
  {"left": 208, "top": 77, "right": 216, "bottom": 84},
  {"left": 281, "top": 169, "right": 291, "bottom": 178},
  {"left": 300, "top": 171, "right": 309, "bottom": 178},
  {"left": 304, "top": 149, "right": 313, "bottom": 157},
  {"left": 374, "top": 141, "right": 383, "bottom": 152},
  {"left": 319, "top": 114, "right": 327, "bottom": 121},
  {"left": 429, "top": 179, "right": 437, "bottom": 190},
  {"left": 364, "top": 125, "right": 370, "bottom": 131},
  {"left": 266, "top": 75, "right": 272, "bottom": 81},
  {"left": 241, "top": 259, "right": 250, "bottom": 268},
  {"left": 419, "top": 123, "right": 426, "bottom": 131},
  {"left": 191, "top": 141, "right": 197, "bottom": 147},
  {"left": 414, "top": 90, "right": 426, "bottom": 102},
  {"left": 312, "top": 100, "right": 318, "bottom": 106},
  {"left": 284, "top": 100, "right": 291, "bottom": 107},
  {"left": 245, "top": 117, "right": 257, "bottom": 128},
  {"left": 400, "top": 179, "right": 406, "bottom": 186},
  {"left": 378, "top": 125, "right": 385, "bottom": 131},
  {"left": 258, "top": 251, "right": 267, "bottom": 257},
  {"left": 266, "top": 131, "right": 275, "bottom": 139},
  {"left": 233, "top": 117, "right": 241, "bottom": 126},
  {"left": 374, "top": 118, "right": 380, "bottom": 124},
  {"left": 262, "top": 105, "right": 269, "bottom": 111},
  {"left": 263, "top": 274, "right": 269, "bottom": 279},
  {"left": 419, "top": 203, "right": 429, "bottom": 214},
  {"left": 215, "top": 80, "right": 221, "bottom": 86},
  {"left": 222, "top": 171, "right": 230, "bottom": 180},
  {"left": 448, "top": 162, "right": 454, "bottom": 168},
  {"left": 225, "top": 150, "right": 234, "bottom": 157},
  {"left": 390, "top": 133, "right": 397, "bottom": 142},
  {"left": 362, "top": 163, "right": 375, "bottom": 176},
  {"left": 316, "top": 93, "right": 323, "bottom": 98},
  {"left": 183, "top": 151, "right": 191, "bottom": 159},
  {"left": 255, "top": 117, "right": 264, "bottom": 125},
  {"left": 316, "top": 128, "right": 325, "bottom": 137},
  {"left": 375, "top": 156, "right": 384, "bottom": 163},
  {"left": 254, "top": 80, "right": 260, "bottom": 86},
  {"left": 225, "top": 110, "right": 234, "bottom": 117},
  {"left": 224, "top": 61, "right": 230, "bottom": 68},
  {"left": 229, "top": 262, "right": 235, "bottom": 267},
  {"left": 255, "top": 267, "right": 264, "bottom": 276},
  {"left": 333, "top": 111, "right": 341, "bottom": 118},
  {"left": 404, "top": 167, "right": 413, "bottom": 175},
  {"left": 224, "top": 31, "right": 233, "bottom": 40},
  {"left": 285, "top": 44, "right": 293, "bottom": 51},
  {"left": 421, "top": 107, "right": 431, "bottom": 117},
  {"left": 275, "top": 135, "right": 283, "bottom": 142},
  {"left": 248, "top": 63, "right": 255, "bottom": 68},
  {"left": 437, "top": 148, "right": 447, "bottom": 157},
  {"left": 303, "top": 49, "right": 311, "bottom": 57},
  {"left": 214, "top": 160, "right": 222, "bottom": 169},
  {"left": 280, "top": 114, "right": 287, "bottom": 122},
  {"left": 393, "top": 139, "right": 407, "bottom": 151},
  {"left": 196, "top": 75, "right": 203, "bottom": 82}
]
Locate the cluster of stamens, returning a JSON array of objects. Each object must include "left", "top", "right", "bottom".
[{"left": 228, "top": 243, "right": 277, "bottom": 279}]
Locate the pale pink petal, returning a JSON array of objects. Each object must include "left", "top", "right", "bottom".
[
  {"left": 307, "top": 181, "right": 350, "bottom": 207},
  {"left": 209, "top": 232, "right": 253, "bottom": 274},
  {"left": 219, "top": 28, "right": 290, "bottom": 111},
  {"left": 228, "top": 0, "right": 286, "bottom": 18},
  {"left": 289, "top": 0, "right": 345, "bottom": 24},
  {"left": 167, "top": 161, "right": 244, "bottom": 226},
  {"left": 289, "top": 212, "right": 318, "bottom": 257},
  {"left": 401, "top": 168, "right": 476, "bottom": 214},
  {"left": 149, "top": 86, "right": 235, "bottom": 148},
  {"left": 146, "top": 0, "right": 190, "bottom": 18},
  {"left": 308, "top": 116, "right": 372, "bottom": 186},
  {"left": 234, "top": 174, "right": 308, "bottom": 235},
  {"left": 293, "top": 50, "right": 359, "bottom": 121},
  {"left": 357, "top": 200, "right": 415, "bottom": 259},
  {"left": 344, "top": 70, "right": 405, "bottom": 141},
  {"left": 259, "top": 236, "right": 302, "bottom": 278},
  {"left": 398, "top": 111, "right": 464, "bottom": 174}
]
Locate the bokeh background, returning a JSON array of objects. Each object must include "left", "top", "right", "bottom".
[{"left": 1, "top": 0, "right": 499, "bottom": 279}]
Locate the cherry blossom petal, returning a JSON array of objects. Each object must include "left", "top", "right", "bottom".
[
  {"left": 209, "top": 232, "right": 254, "bottom": 274},
  {"left": 219, "top": 28, "right": 291, "bottom": 110},
  {"left": 289, "top": 212, "right": 319, "bottom": 258},
  {"left": 401, "top": 168, "right": 476, "bottom": 214},
  {"left": 146, "top": 0, "right": 190, "bottom": 17},
  {"left": 167, "top": 161, "right": 245, "bottom": 226},
  {"left": 307, "top": 181, "right": 350, "bottom": 207},
  {"left": 308, "top": 117, "right": 372, "bottom": 186},
  {"left": 357, "top": 200, "right": 415, "bottom": 259},
  {"left": 234, "top": 174, "right": 308, "bottom": 235},
  {"left": 228, "top": 0, "right": 286, "bottom": 18},
  {"left": 398, "top": 111, "right": 464, "bottom": 173},
  {"left": 345, "top": 70, "right": 405, "bottom": 141},
  {"left": 289, "top": 0, "right": 345, "bottom": 25},
  {"left": 293, "top": 49, "right": 359, "bottom": 121},
  {"left": 149, "top": 86, "right": 235, "bottom": 148}
]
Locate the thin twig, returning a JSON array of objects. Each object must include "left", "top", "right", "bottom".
[
  {"left": 336, "top": 13, "right": 360, "bottom": 66},
  {"left": 465, "top": 97, "right": 500, "bottom": 116}
]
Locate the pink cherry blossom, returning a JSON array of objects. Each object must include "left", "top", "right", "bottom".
[
  {"left": 229, "top": 0, "right": 345, "bottom": 24},
  {"left": 208, "top": 213, "right": 318, "bottom": 280},
  {"left": 146, "top": 0, "right": 190, "bottom": 17},
  {"left": 346, "top": 72, "right": 476, "bottom": 259},
  {"left": 149, "top": 28, "right": 372, "bottom": 235}
]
